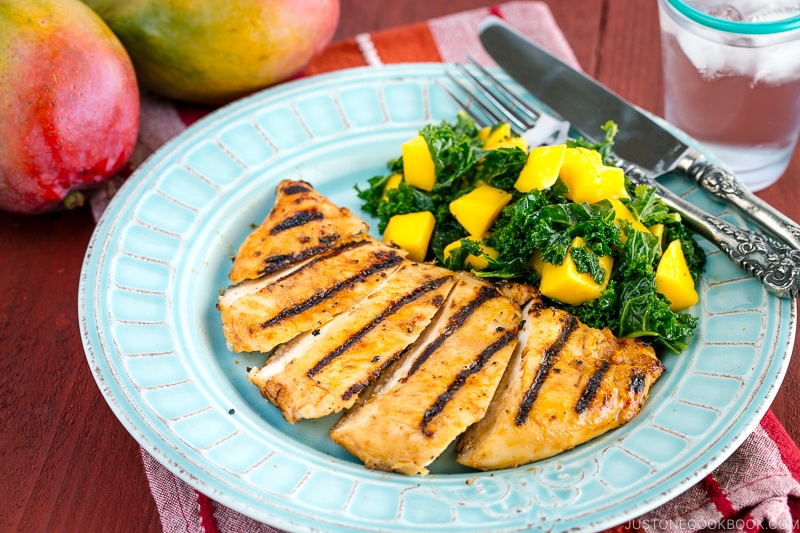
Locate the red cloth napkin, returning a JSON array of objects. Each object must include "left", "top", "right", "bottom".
[{"left": 95, "top": 2, "right": 800, "bottom": 531}]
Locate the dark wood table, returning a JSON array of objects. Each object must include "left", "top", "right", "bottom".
[{"left": 3, "top": 1, "right": 798, "bottom": 531}]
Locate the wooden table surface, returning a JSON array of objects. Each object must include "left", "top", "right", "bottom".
[{"left": 2, "top": 1, "right": 799, "bottom": 531}]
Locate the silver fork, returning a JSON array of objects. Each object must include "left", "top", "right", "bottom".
[
  {"left": 438, "top": 59, "right": 800, "bottom": 299},
  {"left": 439, "top": 56, "right": 570, "bottom": 148}
]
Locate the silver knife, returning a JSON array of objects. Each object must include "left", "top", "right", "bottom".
[{"left": 478, "top": 15, "right": 800, "bottom": 252}]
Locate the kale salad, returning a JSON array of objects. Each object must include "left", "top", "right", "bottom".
[{"left": 355, "top": 114, "right": 706, "bottom": 353}]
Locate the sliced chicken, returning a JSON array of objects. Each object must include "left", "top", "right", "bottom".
[
  {"left": 229, "top": 180, "right": 368, "bottom": 284},
  {"left": 456, "top": 301, "right": 665, "bottom": 470},
  {"left": 218, "top": 237, "right": 405, "bottom": 353},
  {"left": 493, "top": 280, "right": 543, "bottom": 308},
  {"left": 329, "top": 274, "right": 522, "bottom": 476},
  {"left": 248, "top": 262, "right": 458, "bottom": 423}
]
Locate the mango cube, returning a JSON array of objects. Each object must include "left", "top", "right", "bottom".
[
  {"left": 559, "top": 147, "right": 628, "bottom": 204},
  {"left": 538, "top": 237, "right": 613, "bottom": 306},
  {"left": 485, "top": 136, "right": 528, "bottom": 152},
  {"left": 481, "top": 123, "right": 511, "bottom": 148},
  {"left": 596, "top": 165, "right": 630, "bottom": 200},
  {"left": 514, "top": 144, "right": 567, "bottom": 192},
  {"left": 384, "top": 172, "right": 403, "bottom": 191},
  {"left": 443, "top": 237, "right": 499, "bottom": 270},
  {"left": 655, "top": 239, "right": 698, "bottom": 312},
  {"left": 609, "top": 198, "right": 650, "bottom": 243},
  {"left": 648, "top": 223, "right": 665, "bottom": 250},
  {"left": 449, "top": 184, "right": 513, "bottom": 237},
  {"left": 382, "top": 211, "right": 436, "bottom": 262},
  {"left": 401, "top": 135, "right": 436, "bottom": 191},
  {"left": 381, "top": 173, "right": 403, "bottom": 200}
]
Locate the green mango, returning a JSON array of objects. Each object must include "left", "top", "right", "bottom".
[{"left": 83, "top": 0, "right": 340, "bottom": 105}]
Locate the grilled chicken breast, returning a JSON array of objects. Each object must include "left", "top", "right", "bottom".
[
  {"left": 456, "top": 301, "right": 664, "bottom": 470},
  {"left": 329, "top": 274, "right": 522, "bottom": 476},
  {"left": 220, "top": 183, "right": 669, "bottom": 476},
  {"left": 218, "top": 237, "right": 405, "bottom": 353},
  {"left": 229, "top": 180, "right": 368, "bottom": 284},
  {"left": 248, "top": 262, "right": 458, "bottom": 423}
]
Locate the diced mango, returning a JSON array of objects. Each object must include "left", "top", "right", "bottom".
[
  {"left": 596, "top": 165, "right": 630, "bottom": 200},
  {"left": 401, "top": 135, "right": 436, "bottom": 191},
  {"left": 561, "top": 147, "right": 602, "bottom": 176},
  {"left": 382, "top": 211, "right": 436, "bottom": 262},
  {"left": 482, "top": 123, "right": 511, "bottom": 148},
  {"left": 384, "top": 173, "right": 403, "bottom": 191},
  {"left": 514, "top": 144, "right": 567, "bottom": 192},
  {"left": 466, "top": 246, "right": 498, "bottom": 270},
  {"left": 381, "top": 173, "right": 403, "bottom": 200},
  {"left": 609, "top": 198, "right": 651, "bottom": 243},
  {"left": 655, "top": 239, "right": 698, "bottom": 312},
  {"left": 443, "top": 236, "right": 499, "bottom": 270},
  {"left": 559, "top": 147, "right": 628, "bottom": 204},
  {"left": 484, "top": 136, "right": 528, "bottom": 152},
  {"left": 443, "top": 239, "right": 461, "bottom": 260},
  {"left": 649, "top": 223, "right": 665, "bottom": 250},
  {"left": 538, "top": 237, "right": 613, "bottom": 306},
  {"left": 449, "top": 184, "right": 513, "bottom": 237}
]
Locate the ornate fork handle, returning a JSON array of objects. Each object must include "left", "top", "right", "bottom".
[
  {"left": 674, "top": 149, "right": 800, "bottom": 251},
  {"left": 620, "top": 162, "right": 800, "bottom": 299}
]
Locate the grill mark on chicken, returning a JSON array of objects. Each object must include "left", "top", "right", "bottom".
[
  {"left": 259, "top": 250, "right": 404, "bottom": 329},
  {"left": 254, "top": 236, "right": 360, "bottom": 277},
  {"left": 516, "top": 313, "right": 578, "bottom": 426},
  {"left": 229, "top": 180, "right": 369, "bottom": 284},
  {"left": 402, "top": 286, "right": 500, "bottom": 382},
  {"left": 305, "top": 275, "right": 455, "bottom": 380},
  {"left": 575, "top": 360, "right": 611, "bottom": 414},
  {"left": 270, "top": 209, "right": 324, "bottom": 234},
  {"left": 264, "top": 238, "right": 369, "bottom": 286},
  {"left": 282, "top": 182, "right": 312, "bottom": 195},
  {"left": 630, "top": 371, "right": 646, "bottom": 394},
  {"left": 421, "top": 329, "right": 517, "bottom": 436},
  {"left": 341, "top": 355, "right": 399, "bottom": 401}
]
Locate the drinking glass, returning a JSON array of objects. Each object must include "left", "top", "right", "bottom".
[{"left": 656, "top": 0, "right": 800, "bottom": 191}]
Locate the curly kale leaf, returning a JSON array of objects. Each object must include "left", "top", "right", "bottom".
[
  {"left": 422, "top": 123, "right": 477, "bottom": 191},
  {"left": 432, "top": 216, "right": 470, "bottom": 264},
  {"left": 354, "top": 174, "right": 392, "bottom": 218},
  {"left": 473, "top": 147, "right": 529, "bottom": 191},
  {"left": 570, "top": 245, "right": 606, "bottom": 285},
  {"left": 567, "top": 120, "right": 618, "bottom": 163},
  {"left": 625, "top": 184, "right": 680, "bottom": 226},
  {"left": 372, "top": 183, "right": 434, "bottom": 233},
  {"left": 617, "top": 275, "right": 698, "bottom": 354},
  {"left": 561, "top": 284, "right": 619, "bottom": 332},
  {"left": 440, "top": 237, "right": 483, "bottom": 270}
]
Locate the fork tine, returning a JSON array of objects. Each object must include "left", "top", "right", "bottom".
[
  {"left": 464, "top": 55, "right": 543, "bottom": 126},
  {"left": 440, "top": 73, "right": 504, "bottom": 127},
  {"left": 452, "top": 63, "right": 532, "bottom": 132},
  {"left": 435, "top": 79, "right": 486, "bottom": 127},
  {"left": 439, "top": 59, "right": 572, "bottom": 147},
  {"left": 462, "top": 57, "right": 572, "bottom": 146}
]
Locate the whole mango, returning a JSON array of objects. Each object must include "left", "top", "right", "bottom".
[
  {"left": 0, "top": 0, "right": 140, "bottom": 215},
  {"left": 83, "top": 0, "right": 340, "bottom": 105}
]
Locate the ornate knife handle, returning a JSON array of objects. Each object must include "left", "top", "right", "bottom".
[
  {"left": 675, "top": 150, "right": 800, "bottom": 251},
  {"left": 622, "top": 163, "right": 800, "bottom": 299}
]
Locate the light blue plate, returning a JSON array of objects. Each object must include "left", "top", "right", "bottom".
[{"left": 79, "top": 64, "right": 796, "bottom": 533}]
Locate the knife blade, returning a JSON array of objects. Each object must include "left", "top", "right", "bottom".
[{"left": 478, "top": 15, "right": 800, "bottom": 251}]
